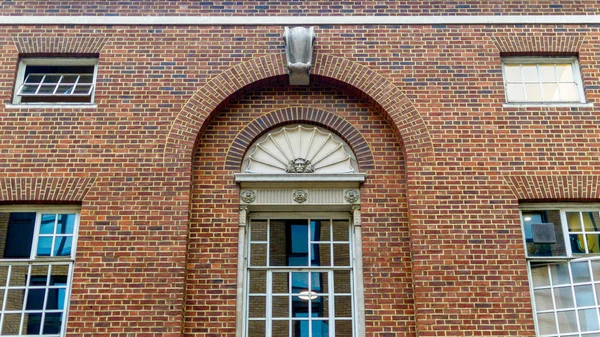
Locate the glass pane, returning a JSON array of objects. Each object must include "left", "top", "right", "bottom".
[
  {"left": 551, "top": 263, "right": 571, "bottom": 285},
  {"left": 333, "top": 244, "right": 350, "bottom": 266},
  {"left": 538, "top": 64, "right": 556, "bottom": 82},
  {"left": 20, "top": 85, "right": 38, "bottom": 94},
  {"left": 272, "top": 296, "right": 289, "bottom": 318},
  {"left": 247, "top": 320, "right": 265, "bottom": 337},
  {"left": 334, "top": 296, "right": 352, "bottom": 317},
  {"left": 556, "top": 64, "right": 575, "bottom": 82},
  {"left": 335, "top": 320, "right": 353, "bottom": 336},
  {"left": 542, "top": 83, "right": 560, "bottom": 101},
  {"left": 534, "top": 289, "right": 553, "bottom": 311},
  {"left": 272, "top": 320, "right": 288, "bottom": 337},
  {"left": 43, "top": 313, "right": 62, "bottom": 334},
  {"left": 53, "top": 237, "right": 72, "bottom": 256},
  {"left": 312, "top": 272, "right": 328, "bottom": 294},
  {"left": 42, "top": 75, "right": 61, "bottom": 84},
  {"left": 522, "top": 65, "right": 539, "bottom": 81},
  {"left": 586, "top": 234, "right": 600, "bottom": 254},
  {"left": 332, "top": 220, "right": 349, "bottom": 241},
  {"left": 312, "top": 320, "right": 329, "bottom": 336},
  {"left": 312, "top": 296, "right": 328, "bottom": 318},
  {"left": 504, "top": 64, "right": 522, "bottom": 81},
  {"left": 6, "top": 289, "right": 25, "bottom": 310},
  {"left": 250, "top": 221, "right": 267, "bottom": 242},
  {"left": 290, "top": 223, "right": 308, "bottom": 253},
  {"left": 554, "top": 286, "right": 574, "bottom": 309},
  {"left": 506, "top": 83, "right": 525, "bottom": 102},
  {"left": 0, "top": 266, "right": 8, "bottom": 286},
  {"left": 9, "top": 265, "right": 28, "bottom": 286},
  {"left": 531, "top": 265, "right": 551, "bottom": 287},
  {"left": 557, "top": 310, "right": 578, "bottom": 333},
  {"left": 37, "top": 237, "right": 52, "bottom": 257},
  {"left": 1, "top": 313, "right": 21, "bottom": 335},
  {"left": 334, "top": 270, "right": 351, "bottom": 294},
  {"left": 248, "top": 296, "right": 266, "bottom": 318},
  {"left": 24, "top": 74, "right": 44, "bottom": 83},
  {"left": 575, "top": 285, "right": 595, "bottom": 307},
  {"left": 50, "top": 265, "right": 69, "bottom": 282},
  {"left": 269, "top": 221, "right": 287, "bottom": 266},
  {"left": 292, "top": 321, "right": 309, "bottom": 336},
  {"left": 40, "top": 214, "right": 56, "bottom": 234},
  {"left": 46, "top": 288, "right": 66, "bottom": 310},
  {"left": 572, "top": 261, "right": 591, "bottom": 283},
  {"left": 73, "top": 85, "right": 92, "bottom": 95},
  {"left": 311, "top": 244, "right": 331, "bottom": 267},
  {"left": 0, "top": 289, "right": 4, "bottom": 309},
  {"left": 579, "top": 309, "right": 599, "bottom": 331},
  {"left": 57, "top": 214, "right": 75, "bottom": 234},
  {"left": 593, "top": 260, "right": 600, "bottom": 279},
  {"left": 537, "top": 312, "right": 557, "bottom": 335},
  {"left": 597, "top": 284, "right": 600, "bottom": 306},
  {"left": 291, "top": 272, "right": 309, "bottom": 294},
  {"left": 250, "top": 244, "right": 267, "bottom": 267},
  {"left": 37, "top": 85, "right": 55, "bottom": 94},
  {"left": 56, "top": 85, "right": 74, "bottom": 95},
  {"left": 23, "top": 313, "right": 42, "bottom": 334},
  {"left": 560, "top": 82, "right": 581, "bottom": 101},
  {"left": 249, "top": 270, "right": 266, "bottom": 294},
  {"left": 78, "top": 75, "right": 93, "bottom": 84},
  {"left": 61, "top": 75, "right": 78, "bottom": 83},
  {"left": 272, "top": 272, "right": 289, "bottom": 294},
  {"left": 568, "top": 212, "right": 583, "bottom": 232},
  {"left": 571, "top": 234, "right": 587, "bottom": 254},
  {"left": 26, "top": 289, "right": 45, "bottom": 310},
  {"left": 311, "top": 220, "right": 330, "bottom": 242},
  {"left": 524, "top": 83, "right": 543, "bottom": 101}
]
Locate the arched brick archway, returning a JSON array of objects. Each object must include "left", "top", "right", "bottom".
[
  {"left": 163, "top": 52, "right": 434, "bottom": 169},
  {"left": 224, "top": 106, "right": 375, "bottom": 172}
]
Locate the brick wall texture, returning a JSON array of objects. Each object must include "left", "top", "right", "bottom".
[{"left": 1, "top": 4, "right": 600, "bottom": 337}]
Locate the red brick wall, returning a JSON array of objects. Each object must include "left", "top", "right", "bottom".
[{"left": 1, "top": 20, "right": 600, "bottom": 337}]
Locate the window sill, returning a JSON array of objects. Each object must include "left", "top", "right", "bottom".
[
  {"left": 503, "top": 102, "right": 593, "bottom": 108},
  {"left": 5, "top": 103, "right": 97, "bottom": 109}
]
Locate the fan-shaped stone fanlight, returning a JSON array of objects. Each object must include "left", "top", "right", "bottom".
[{"left": 243, "top": 125, "right": 358, "bottom": 174}]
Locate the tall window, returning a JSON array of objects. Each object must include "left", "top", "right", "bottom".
[
  {"left": 246, "top": 216, "right": 354, "bottom": 337},
  {"left": 0, "top": 208, "right": 79, "bottom": 336},
  {"left": 521, "top": 206, "right": 600, "bottom": 337}
]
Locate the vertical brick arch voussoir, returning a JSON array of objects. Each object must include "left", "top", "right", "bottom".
[{"left": 164, "top": 53, "right": 434, "bottom": 168}]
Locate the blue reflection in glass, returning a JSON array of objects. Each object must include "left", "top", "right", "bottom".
[
  {"left": 54, "top": 237, "right": 72, "bottom": 256},
  {"left": 39, "top": 214, "right": 56, "bottom": 234},
  {"left": 37, "top": 237, "right": 52, "bottom": 256},
  {"left": 57, "top": 214, "right": 75, "bottom": 234},
  {"left": 312, "top": 321, "right": 329, "bottom": 337}
]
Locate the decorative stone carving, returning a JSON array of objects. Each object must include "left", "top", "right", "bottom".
[
  {"left": 283, "top": 26, "right": 316, "bottom": 86},
  {"left": 244, "top": 125, "right": 357, "bottom": 174},
  {"left": 286, "top": 158, "right": 314, "bottom": 173},
  {"left": 293, "top": 190, "right": 308, "bottom": 203},
  {"left": 240, "top": 190, "right": 256, "bottom": 203},
  {"left": 344, "top": 189, "right": 360, "bottom": 203}
]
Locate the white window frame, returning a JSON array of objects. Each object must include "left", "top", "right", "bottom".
[
  {"left": 243, "top": 212, "right": 358, "bottom": 337},
  {"left": 521, "top": 205, "right": 600, "bottom": 337},
  {"left": 12, "top": 58, "right": 98, "bottom": 105},
  {"left": 502, "top": 57, "right": 586, "bottom": 105},
  {"left": 0, "top": 206, "right": 80, "bottom": 337}
]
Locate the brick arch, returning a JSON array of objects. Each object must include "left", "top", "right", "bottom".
[
  {"left": 163, "top": 53, "right": 434, "bottom": 168},
  {"left": 0, "top": 177, "right": 95, "bottom": 203},
  {"left": 224, "top": 107, "right": 375, "bottom": 172},
  {"left": 504, "top": 175, "right": 600, "bottom": 201}
]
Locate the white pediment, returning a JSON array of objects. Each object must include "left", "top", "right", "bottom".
[{"left": 242, "top": 125, "right": 358, "bottom": 174}]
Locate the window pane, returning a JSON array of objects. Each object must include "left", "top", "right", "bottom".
[
  {"left": 332, "top": 220, "right": 349, "bottom": 241},
  {"left": 6, "top": 289, "right": 25, "bottom": 310},
  {"left": 50, "top": 265, "right": 69, "bottom": 282},
  {"left": 579, "top": 309, "right": 600, "bottom": 331},
  {"left": 37, "top": 85, "right": 56, "bottom": 94},
  {"left": 590, "top": 235, "right": 600, "bottom": 253},
  {"left": 40, "top": 214, "right": 56, "bottom": 234},
  {"left": 542, "top": 83, "right": 560, "bottom": 101},
  {"left": 531, "top": 265, "right": 551, "bottom": 287},
  {"left": 558, "top": 83, "right": 580, "bottom": 102},
  {"left": 333, "top": 244, "right": 350, "bottom": 266},
  {"left": 537, "top": 312, "right": 557, "bottom": 335},
  {"left": 551, "top": 264, "right": 571, "bottom": 285},
  {"left": 557, "top": 310, "right": 578, "bottom": 333},
  {"left": 24, "top": 313, "right": 42, "bottom": 334},
  {"left": 3, "top": 212, "right": 36, "bottom": 258},
  {"left": 272, "top": 320, "right": 289, "bottom": 337},
  {"left": 24, "top": 74, "right": 44, "bottom": 84},
  {"left": 291, "top": 272, "right": 309, "bottom": 294},
  {"left": 290, "top": 223, "right": 308, "bottom": 253},
  {"left": 78, "top": 75, "right": 93, "bottom": 84},
  {"left": 522, "top": 64, "right": 539, "bottom": 81},
  {"left": 534, "top": 289, "right": 553, "bottom": 311},
  {"left": 42, "top": 75, "right": 61, "bottom": 84},
  {"left": 334, "top": 270, "right": 352, "bottom": 294},
  {"left": 46, "top": 288, "right": 66, "bottom": 310},
  {"left": 311, "top": 220, "right": 330, "bottom": 242},
  {"left": 247, "top": 320, "right": 265, "bottom": 337},
  {"left": 572, "top": 261, "right": 591, "bottom": 283},
  {"left": 554, "top": 287, "right": 574, "bottom": 309},
  {"left": 272, "top": 296, "right": 289, "bottom": 318},
  {"left": 313, "top": 296, "right": 329, "bottom": 318},
  {"left": 250, "top": 220, "right": 267, "bottom": 242},
  {"left": 269, "top": 221, "right": 286, "bottom": 266},
  {"left": 335, "top": 320, "right": 353, "bottom": 336},
  {"left": 20, "top": 85, "right": 38, "bottom": 94},
  {"left": 53, "top": 237, "right": 72, "bottom": 256},
  {"left": 312, "top": 320, "right": 329, "bottom": 336},
  {"left": 61, "top": 75, "right": 78, "bottom": 83},
  {"left": 568, "top": 212, "right": 583, "bottom": 232},
  {"left": 312, "top": 272, "right": 328, "bottom": 294},
  {"left": 43, "top": 313, "right": 63, "bottom": 334},
  {"left": 73, "top": 85, "right": 92, "bottom": 95},
  {"left": 556, "top": 64, "right": 575, "bottom": 82},
  {"left": 9, "top": 265, "right": 28, "bottom": 287},
  {"left": 1, "top": 313, "right": 21, "bottom": 334},
  {"left": 334, "top": 296, "right": 352, "bottom": 317},
  {"left": 575, "top": 285, "right": 596, "bottom": 307},
  {"left": 524, "top": 83, "right": 543, "bottom": 101},
  {"left": 249, "top": 270, "right": 266, "bottom": 294},
  {"left": 504, "top": 64, "right": 522, "bottom": 82},
  {"left": 538, "top": 64, "right": 556, "bottom": 82},
  {"left": 506, "top": 84, "right": 525, "bottom": 102},
  {"left": 57, "top": 214, "right": 76, "bottom": 234},
  {"left": 37, "top": 237, "right": 53, "bottom": 257},
  {"left": 26, "top": 289, "right": 46, "bottom": 310},
  {"left": 250, "top": 244, "right": 267, "bottom": 267},
  {"left": 248, "top": 296, "right": 266, "bottom": 318},
  {"left": 272, "top": 272, "right": 289, "bottom": 294},
  {"left": 311, "top": 244, "right": 331, "bottom": 267}
]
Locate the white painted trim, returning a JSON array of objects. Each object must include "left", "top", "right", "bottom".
[
  {"left": 234, "top": 173, "right": 366, "bottom": 183},
  {"left": 1, "top": 15, "right": 600, "bottom": 26}
]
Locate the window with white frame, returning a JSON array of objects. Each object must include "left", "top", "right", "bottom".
[
  {"left": 502, "top": 57, "right": 585, "bottom": 104},
  {"left": 13, "top": 58, "right": 98, "bottom": 104},
  {"left": 0, "top": 208, "right": 79, "bottom": 336},
  {"left": 521, "top": 206, "right": 600, "bottom": 337},
  {"left": 246, "top": 215, "right": 354, "bottom": 337}
]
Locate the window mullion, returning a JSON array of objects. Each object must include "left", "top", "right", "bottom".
[
  {"left": 568, "top": 262, "right": 584, "bottom": 334},
  {"left": 266, "top": 270, "right": 272, "bottom": 337}
]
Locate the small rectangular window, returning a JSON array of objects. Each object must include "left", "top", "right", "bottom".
[
  {"left": 0, "top": 208, "right": 79, "bottom": 336},
  {"left": 13, "top": 58, "right": 98, "bottom": 104},
  {"left": 502, "top": 57, "right": 585, "bottom": 104}
]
